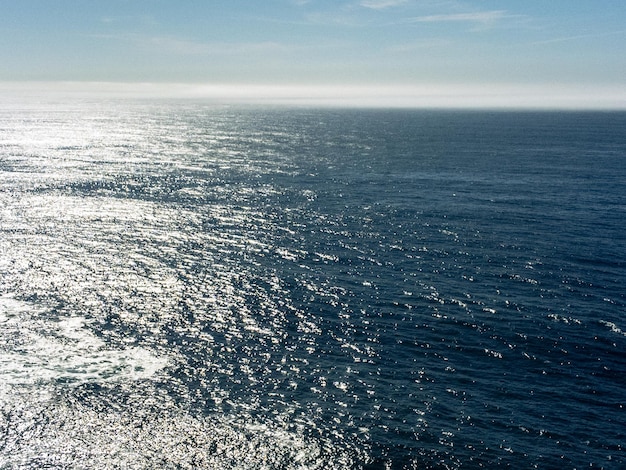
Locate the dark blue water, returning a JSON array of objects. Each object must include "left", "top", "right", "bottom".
[{"left": 0, "top": 104, "right": 624, "bottom": 468}]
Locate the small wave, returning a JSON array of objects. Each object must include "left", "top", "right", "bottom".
[
  {"left": 547, "top": 313, "right": 582, "bottom": 325},
  {"left": 599, "top": 320, "right": 626, "bottom": 337}
]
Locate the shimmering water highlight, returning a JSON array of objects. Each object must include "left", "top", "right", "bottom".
[{"left": 1, "top": 103, "right": 625, "bottom": 468}]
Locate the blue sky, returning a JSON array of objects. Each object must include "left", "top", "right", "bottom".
[{"left": 1, "top": 0, "right": 625, "bottom": 107}]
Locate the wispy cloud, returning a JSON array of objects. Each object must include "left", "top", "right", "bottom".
[
  {"left": 304, "top": 11, "right": 368, "bottom": 27},
  {"left": 101, "top": 15, "right": 159, "bottom": 27},
  {"left": 532, "top": 29, "right": 626, "bottom": 45},
  {"left": 386, "top": 38, "right": 452, "bottom": 52},
  {"left": 142, "top": 36, "right": 291, "bottom": 56},
  {"left": 407, "top": 10, "right": 509, "bottom": 24},
  {"left": 360, "top": 0, "right": 407, "bottom": 10},
  {"left": 90, "top": 33, "right": 296, "bottom": 56}
]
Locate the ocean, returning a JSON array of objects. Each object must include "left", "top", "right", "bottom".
[{"left": 0, "top": 102, "right": 624, "bottom": 469}]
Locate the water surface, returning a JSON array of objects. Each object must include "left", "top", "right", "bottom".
[{"left": 1, "top": 103, "right": 625, "bottom": 468}]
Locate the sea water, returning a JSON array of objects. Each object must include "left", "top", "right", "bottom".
[{"left": 0, "top": 102, "right": 624, "bottom": 469}]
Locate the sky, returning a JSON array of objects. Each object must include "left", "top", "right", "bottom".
[{"left": 1, "top": 0, "right": 625, "bottom": 107}]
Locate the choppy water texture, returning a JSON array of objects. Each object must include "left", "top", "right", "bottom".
[{"left": 1, "top": 102, "right": 625, "bottom": 469}]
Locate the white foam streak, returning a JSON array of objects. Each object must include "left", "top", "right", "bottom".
[{"left": 0, "top": 296, "right": 168, "bottom": 385}]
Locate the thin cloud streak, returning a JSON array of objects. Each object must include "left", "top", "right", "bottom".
[
  {"left": 386, "top": 38, "right": 451, "bottom": 52},
  {"left": 304, "top": 11, "right": 369, "bottom": 27},
  {"left": 407, "top": 10, "right": 510, "bottom": 24},
  {"left": 101, "top": 15, "right": 159, "bottom": 27},
  {"left": 141, "top": 36, "right": 291, "bottom": 56},
  {"left": 532, "top": 29, "right": 626, "bottom": 45},
  {"left": 89, "top": 33, "right": 304, "bottom": 56},
  {"left": 360, "top": 0, "right": 407, "bottom": 10}
]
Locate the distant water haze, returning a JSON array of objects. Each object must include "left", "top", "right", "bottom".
[{"left": 2, "top": 81, "right": 626, "bottom": 109}]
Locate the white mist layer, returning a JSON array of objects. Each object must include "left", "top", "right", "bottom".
[{"left": 1, "top": 81, "right": 626, "bottom": 109}]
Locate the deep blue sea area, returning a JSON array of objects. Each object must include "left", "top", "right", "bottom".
[{"left": 0, "top": 104, "right": 625, "bottom": 468}]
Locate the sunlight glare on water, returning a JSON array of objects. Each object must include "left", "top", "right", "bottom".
[{"left": 1, "top": 101, "right": 625, "bottom": 468}]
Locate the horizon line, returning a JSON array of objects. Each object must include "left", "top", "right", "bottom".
[{"left": 2, "top": 81, "right": 626, "bottom": 110}]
